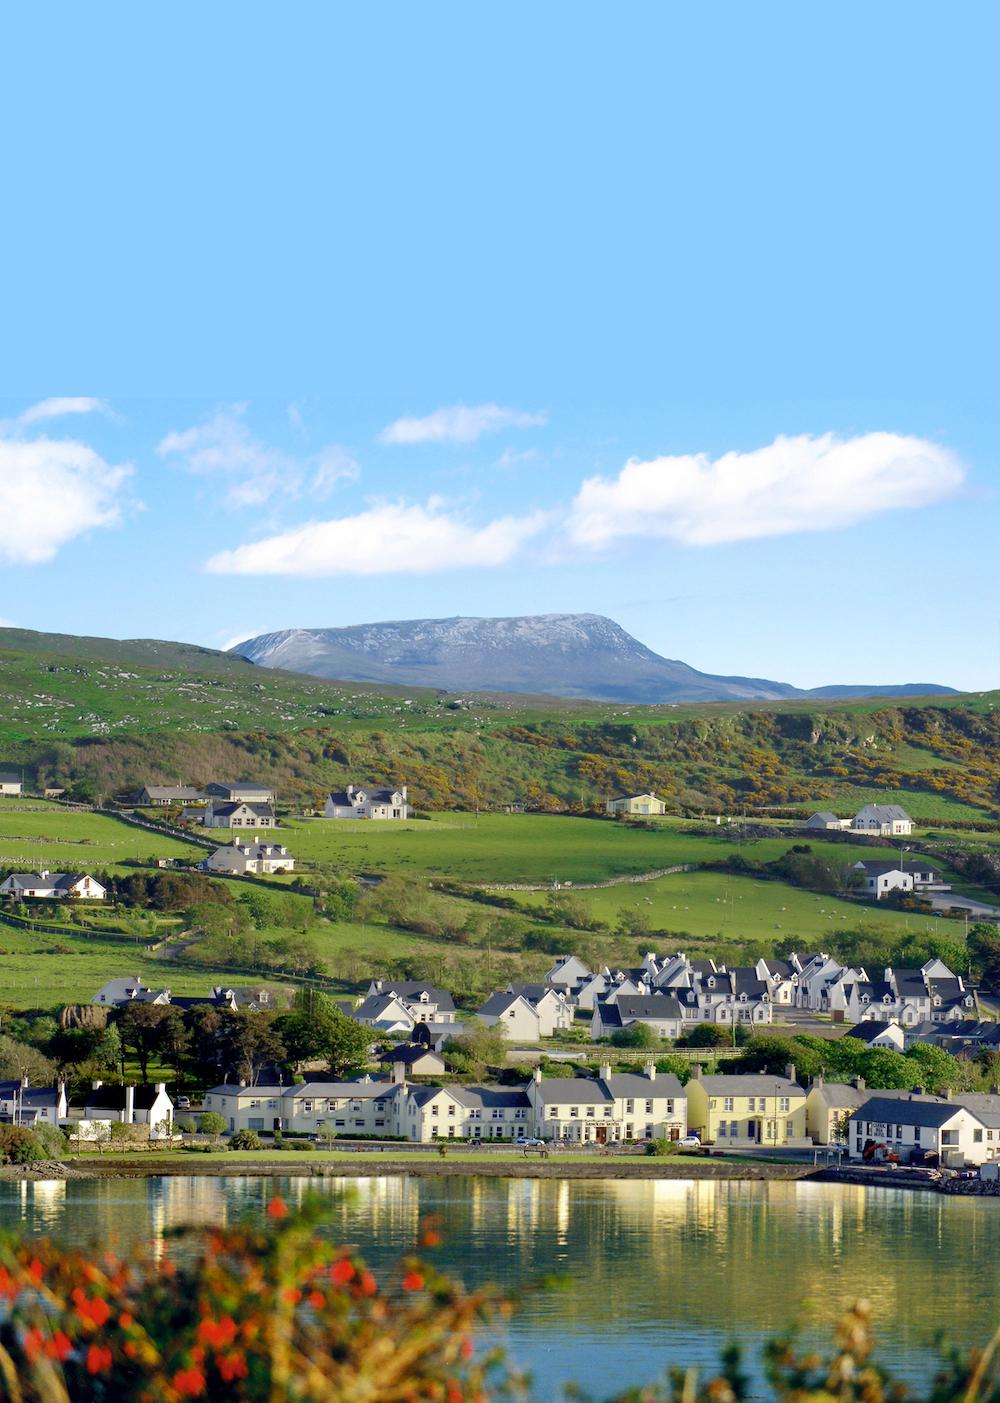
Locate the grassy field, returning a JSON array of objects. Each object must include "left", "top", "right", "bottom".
[
  {"left": 0, "top": 800, "right": 199, "bottom": 870},
  {"left": 271, "top": 812, "right": 904, "bottom": 885},
  {"left": 509, "top": 868, "right": 948, "bottom": 945}
]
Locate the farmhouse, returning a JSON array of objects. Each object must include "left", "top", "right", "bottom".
[
  {"left": 606, "top": 792, "right": 668, "bottom": 817},
  {"left": 850, "top": 804, "right": 914, "bottom": 836},
  {"left": 0, "top": 871, "right": 106, "bottom": 901},
  {"left": 79, "top": 1081, "right": 175, "bottom": 1138},
  {"left": 202, "top": 801, "right": 276, "bottom": 829},
  {"left": 0, "top": 772, "right": 22, "bottom": 797},
  {"left": 202, "top": 838, "right": 295, "bottom": 876},
  {"left": 324, "top": 785, "right": 410, "bottom": 820},
  {"left": 136, "top": 786, "right": 205, "bottom": 806}
]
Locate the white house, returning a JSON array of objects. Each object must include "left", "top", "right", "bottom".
[
  {"left": 0, "top": 1080, "right": 67, "bottom": 1127},
  {"left": 505, "top": 983, "right": 575, "bottom": 1036},
  {"left": 527, "top": 1063, "right": 687, "bottom": 1144},
  {"left": 476, "top": 992, "right": 544, "bottom": 1041},
  {"left": 77, "top": 1082, "right": 174, "bottom": 1138},
  {"left": 0, "top": 871, "right": 106, "bottom": 901},
  {"left": 202, "top": 801, "right": 276, "bottom": 830},
  {"left": 365, "top": 981, "right": 457, "bottom": 1024},
  {"left": 0, "top": 772, "right": 23, "bottom": 798},
  {"left": 606, "top": 793, "right": 668, "bottom": 817},
  {"left": 202, "top": 838, "right": 295, "bottom": 876},
  {"left": 850, "top": 804, "right": 914, "bottom": 836},
  {"left": 851, "top": 859, "right": 945, "bottom": 900},
  {"left": 545, "top": 955, "right": 593, "bottom": 993},
  {"left": 591, "top": 994, "right": 684, "bottom": 1041},
  {"left": 848, "top": 1093, "right": 986, "bottom": 1166},
  {"left": 842, "top": 1020, "right": 906, "bottom": 1052},
  {"left": 325, "top": 785, "right": 409, "bottom": 820}
]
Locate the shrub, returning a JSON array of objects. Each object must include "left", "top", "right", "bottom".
[
  {"left": 229, "top": 1128, "right": 262, "bottom": 1151},
  {"left": 644, "top": 1137, "right": 680, "bottom": 1157},
  {"left": 29, "top": 1122, "right": 67, "bottom": 1158},
  {"left": 0, "top": 1125, "right": 42, "bottom": 1164},
  {"left": 288, "top": 1139, "right": 314, "bottom": 1151}
]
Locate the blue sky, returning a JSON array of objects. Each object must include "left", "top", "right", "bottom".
[{"left": 0, "top": 4, "right": 997, "bottom": 690}]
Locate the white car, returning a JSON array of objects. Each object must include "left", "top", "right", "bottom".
[
  {"left": 678, "top": 1134, "right": 701, "bottom": 1147},
  {"left": 515, "top": 1136, "right": 545, "bottom": 1147}
]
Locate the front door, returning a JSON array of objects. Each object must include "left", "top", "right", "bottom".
[
  {"left": 596, "top": 1125, "right": 607, "bottom": 1144},
  {"left": 748, "top": 1119, "right": 762, "bottom": 1143}
]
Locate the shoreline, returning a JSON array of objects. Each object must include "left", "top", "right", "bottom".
[{"left": 1, "top": 1155, "right": 975, "bottom": 1195}]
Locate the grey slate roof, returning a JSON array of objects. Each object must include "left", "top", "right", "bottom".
[
  {"left": 478, "top": 992, "right": 526, "bottom": 1017},
  {"left": 854, "top": 804, "right": 912, "bottom": 823},
  {"left": 694, "top": 1074, "right": 803, "bottom": 1095},
  {"left": 843, "top": 1021, "right": 900, "bottom": 1044},
  {"left": 452, "top": 1087, "right": 532, "bottom": 1110},
  {"left": 851, "top": 1095, "right": 965, "bottom": 1128},
  {"left": 603, "top": 995, "right": 683, "bottom": 1020}
]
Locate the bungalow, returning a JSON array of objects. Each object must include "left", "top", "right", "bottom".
[
  {"left": 78, "top": 1082, "right": 174, "bottom": 1138},
  {"left": 527, "top": 1062, "right": 687, "bottom": 1144},
  {"left": 0, "top": 1081, "right": 67, "bottom": 1127},
  {"left": 202, "top": 801, "right": 276, "bottom": 830},
  {"left": 852, "top": 860, "right": 944, "bottom": 900},
  {"left": 378, "top": 1044, "right": 446, "bottom": 1077},
  {"left": 606, "top": 792, "right": 668, "bottom": 817},
  {"left": 850, "top": 804, "right": 914, "bottom": 837},
  {"left": 848, "top": 1093, "right": 986, "bottom": 1166},
  {"left": 591, "top": 994, "right": 685, "bottom": 1041},
  {"left": 202, "top": 838, "right": 295, "bottom": 876},
  {"left": 136, "top": 786, "right": 206, "bottom": 807},
  {"left": 806, "top": 1077, "right": 870, "bottom": 1145},
  {"left": 0, "top": 871, "right": 106, "bottom": 901},
  {"left": 0, "top": 772, "right": 22, "bottom": 797},
  {"left": 324, "top": 785, "right": 410, "bottom": 820},
  {"left": 686, "top": 1067, "right": 808, "bottom": 1146},
  {"left": 205, "top": 781, "right": 276, "bottom": 804},
  {"left": 803, "top": 812, "right": 850, "bottom": 831}
]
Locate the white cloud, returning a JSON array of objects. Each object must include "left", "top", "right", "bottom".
[
  {"left": 158, "top": 404, "right": 358, "bottom": 507},
  {"left": 378, "top": 403, "right": 547, "bottom": 445},
  {"left": 0, "top": 437, "right": 132, "bottom": 565},
  {"left": 17, "top": 397, "right": 110, "bottom": 425},
  {"left": 205, "top": 500, "right": 546, "bottom": 577},
  {"left": 568, "top": 432, "right": 965, "bottom": 549}
]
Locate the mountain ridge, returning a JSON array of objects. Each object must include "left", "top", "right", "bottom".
[{"left": 232, "top": 613, "right": 955, "bottom": 704}]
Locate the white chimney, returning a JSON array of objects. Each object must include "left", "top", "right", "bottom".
[
  {"left": 125, "top": 1086, "right": 135, "bottom": 1123},
  {"left": 643, "top": 1061, "right": 656, "bottom": 1080},
  {"left": 392, "top": 1061, "right": 406, "bottom": 1085},
  {"left": 92, "top": 1079, "right": 103, "bottom": 1090},
  {"left": 533, "top": 1065, "right": 543, "bottom": 1084},
  {"left": 401, "top": 785, "right": 408, "bottom": 800},
  {"left": 599, "top": 1061, "right": 612, "bottom": 1081}
]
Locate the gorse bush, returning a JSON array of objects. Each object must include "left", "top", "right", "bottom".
[{"left": 1, "top": 1205, "right": 999, "bottom": 1401}]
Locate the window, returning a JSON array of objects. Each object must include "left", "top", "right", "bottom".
[
  {"left": 375, "top": 1119, "right": 385, "bottom": 1128},
  {"left": 718, "top": 1121, "right": 728, "bottom": 1137},
  {"left": 666, "top": 1100, "right": 674, "bottom": 1114},
  {"left": 785, "top": 1120, "right": 793, "bottom": 1136},
  {"left": 248, "top": 1118, "right": 264, "bottom": 1131},
  {"left": 723, "top": 1097, "right": 734, "bottom": 1112},
  {"left": 974, "top": 1129, "right": 983, "bottom": 1143},
  {"left": 587, "top": 1107, "right": 596, "bottom": 1117},
  {"left": 779, "top": 1098, "right": 790, "bottom": 1113},
  {"left": 570, "top": 1107, "right": 579, "bottom": 1118},
  {"left": 492, "top": 1109, "right": 504, "bottom": 1120},
  {"left": 626, "top": 1099, "right": 634, "bottom": 1114},
  {"left": 447, "top": 1105, "right": 456, "bottom": 1117},
  {"left": 942, "top": 1130, "right": 958, "bottom": 1147},
  {"left": 645, "top": 1100, "right": 653, "bottom": 1114},
  {"left": 335, "top": 1119, "right": 345, "bottom": 1127},
  {"left": 431, "top": 1105, "right": 439, "bottom": 1116}
]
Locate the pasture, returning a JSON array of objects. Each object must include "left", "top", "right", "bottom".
[
  {"left": 273, "top": 812, "right": 902, "bottom": 885},
  {"left": 0, "top": 800, "right": 199, "bottom": 871},
  {"left": 509, "top": 868, "right": 948, "bottom": 946}
]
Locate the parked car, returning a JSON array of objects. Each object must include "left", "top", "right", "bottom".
[
  {"left": 176, "top": 1096, "right": 191, "bottom": 1110},
  {"left": 515, "top": 1136, "right": 545, "bottom": 1147},
  {"left": 678, "top": 1134, "right": 701, "bottom": 1147}
]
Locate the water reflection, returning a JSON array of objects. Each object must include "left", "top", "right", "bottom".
[{"left": 0, "top": 1175, "right": 995, "bottom": 1399}]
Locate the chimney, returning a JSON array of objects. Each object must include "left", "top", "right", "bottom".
[
  {"left": 125, "top": 1086, "right": 135, "bottom": 1123},
  {"left": 852, "top": 1076, "right": 866, "bottom": 1091},
  {"left": 533, "top": 1065, "right": 543, "bottom": 1084},
  {"left": 644, "top": 1060, "right": 656, "bottom": 1080},
  {"left": 92, "top": 1079, "right": 103, "bottom": 1091},
  {"left": 155, "top": 1083, "right": 166, "bottom": 1095},
  {"left": 785, "top": 1062, "right": 797, "bottom": 1084},
  {"left": 691, "top": 1064, "right": 704, "bottom": 1081},
  {"left": 20, "top": 1076, "right": 28, "bottom": 1089},
  {"left": 401, "top": 785, "right": 408, "bottom": 800},
  {"left": 599, "top": 1061, "right": 611, "bottom": 1081},
  {"left": 392, "top": 1061, "right": 406, "bottom": 1085},
  {"left": 346, "top": 784, "right": 354, "bottom": 798}
]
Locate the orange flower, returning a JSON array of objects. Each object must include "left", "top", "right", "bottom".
[
  {"left": 283, "top": 1287, "right": 302, "bottom": 1305},
  {"left": 172, "top": 1366, "right": 206, "bottom": 1397},
  {"left": 218, "top": 1351, "right": 249, "bottom": 1382},
  {"left": 422, "top": 1230, "right": 442, "bottom": 1247},
  {"left": 85, "top": 1343, "right": 113, "bottom": 1375},
  {"left": 44, "top": 1331, "right": 72, "bottom": 1363},
  {"left": 308, "top": 1290, "right": 325, "bottom": 1310},
  {"left": 329, "top": 1257, "right": 355, "bottom": 1285},
  {"left": 358, "top": 1270, "right": 378, "bottom": 1296},
  {"left": 27, "top": 1258, "right": 44, "bottom": 1284},
  {"left": 119, "top": 1311, "right": 134, "bottom": 1330},
  {"left": 197, "top": 1315, "right": 237, "bottom": 1350},
  {"left": 448, "top": 1385, "right": 464, "bottom": 1403},
  {"left": 460, "top": 1337, "right": 474, "bottom": 1360},
  {"left": 401, "top": 1272, "right": 425, "bottom": 1292},
  {"left": 266, "top": 1197, "right": 288, "bottom": 1219},
  {"left": 23, "top": 1327, "right": 45, "bottom": 1362}
]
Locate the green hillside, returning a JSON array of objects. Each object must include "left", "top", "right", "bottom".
[{"left": 0, "top": 626, "right": 998, "bottom": 823}]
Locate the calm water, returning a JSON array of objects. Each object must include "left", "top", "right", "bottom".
[{"left": 0, "top": 1175, "right": 996, "bottom": 1398}]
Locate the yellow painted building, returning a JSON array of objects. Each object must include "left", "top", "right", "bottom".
[{"left": 686, "top": 1071, "right": 808, "bottom": 1146}]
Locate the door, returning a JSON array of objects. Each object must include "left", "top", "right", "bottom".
[
  {"left": 748, "top": 1119, "right": 761, "bottom": 1143},
  {"left": 596, "top": 1125, "right": 607, "bottom": 1144}
]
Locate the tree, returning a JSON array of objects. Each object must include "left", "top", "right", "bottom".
[
  {"left": 681, "top": 1024, "right": 730, "bottom": 1048},
  {"left": 967, "top": 923, "right": 1000, "bottom": 985},
  {"left": 0, "top": 1034, "right": 57, "bottom": 1084},
  {"left": 444, "top": 1020, "right": 507, "bottom": 1074},
  {"left": 117, "top": 1003, "right": 172, "bottom": 1083},
  {"left": 905, "top": 1041, "right": 960, "bottom": 1094},
  {"left": 199, "top": 1111, "right": 227, "bottom": 1147},
  {"left": 218, "top": 1010, "right": 286, "bottom": 1086},
  {"left": 610, "top": 1023, "right": 660, "bottom": 1049},
  {"left": 277, "top": 991, "right": 371, "bottom": 1076}
]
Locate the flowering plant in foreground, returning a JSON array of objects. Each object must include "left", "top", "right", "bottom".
[
  {"left": 0, "top": 1204, "right": 999, "bottom": 1403},
  {"left": 0, "top": 1196, "right": 511, "bottom": 1401}
]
